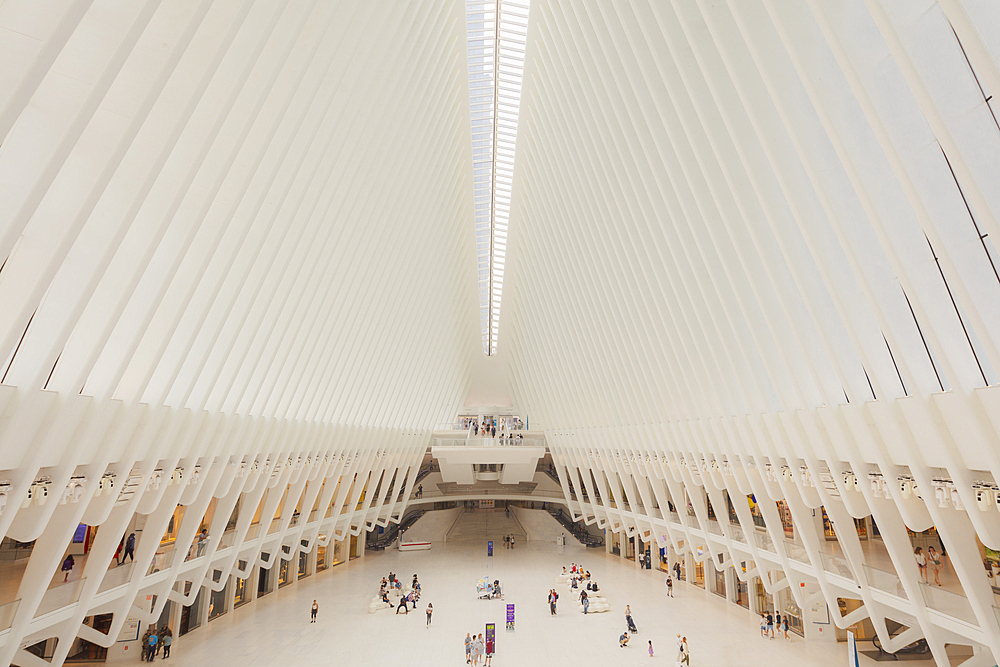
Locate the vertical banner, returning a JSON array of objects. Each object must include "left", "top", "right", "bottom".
[
  {"left": 488, "top": 540, "right": 493, "bottom": 557},
  {"left": 506, "top": 603, "right": 515, "bottom": 631},
  {"left": 485, "top": 623, "right": 495, "bottom": 655},
  {"left": 847, "top": 631, "right": 859, "bottom": 667}
]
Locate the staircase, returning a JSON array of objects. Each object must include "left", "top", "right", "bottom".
[{"left": 445, "top": 509, "right": 527, "bottom": 543}]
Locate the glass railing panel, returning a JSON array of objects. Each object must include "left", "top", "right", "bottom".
[
  {"left": 668, "top": 511, "right": 680, "bottom": 524},
  {"left": 863, "top": 565, "right": 908, "bottom": 600},
  {"left": 267, "top": 518, "right": 281, "bottom": 535},
  {"left": 784, "top": 540, "right": 808, "bottom": 563},
  {"left": 246, "top": 523, "right": 260, "bottom": 541},
  {"left": 148, "top": 549, "right": 174, "bottom": 575},
  {"left": 729, "top": 524, "right": 746, "bottom": 544},
  {"left": 97, "top": 563, "right": 134, "bottom": 593},
  {"left": 0, "top": 599, "right": 20, "bottom": 631},
  {"left": 754, "top": 531, "right": 775, "bottom": 553},
  {"left": 308, "top": 509, "right": 317, "bottom": 523},
  {"left": 218, "top": 530, "right": 238, "bottom": 550},
  {"left": 919, "top": 582, "right": 976, "bottom": 625},
  {"left": 35, "top": 578, "right": 86, "bottom": 618},
  {"left": 707, "top": 520, "right": 723, "bottom": 536},
  {"left": 820, "top": 552, "right": 854, "bottom": 579}
]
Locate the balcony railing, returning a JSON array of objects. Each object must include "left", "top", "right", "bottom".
[
  {"left": 35, "top": 578, "right": 86, "bottom": 618},
  {"left": 919, "top": 581, "right": 977, "bottom": 625},
  {"left": 863, "top": 564, "right": 908, "bottom": 600},
  {"left": 0, "top": 599, "right": 19, "bottom": 631}
]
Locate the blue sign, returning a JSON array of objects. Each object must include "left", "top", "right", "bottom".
[{"left": 487, "top": 540, "right": 493, "bottom": 557}]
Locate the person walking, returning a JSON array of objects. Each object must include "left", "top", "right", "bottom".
[
  {"left": 915, "top": 547, "right": 927, "bottom": 583},
  {"left": 580, "top": 589, "right": 589, "bottom": 614},
  {"left": 648, "top": 640, "right": 654, "bottom": 657},
  {"left": 465, "top": 632, "right": 472, "bottom": 664},
  {"left": 676, "top": 633, "right": 683, "bottom": 661},
  {"left": 471, "top": 634, "right": 484, "bottom": 667},
  {"left": 781, "top": 616, "right": 790, "bottom": 640},
  {"left": 61, "top": 554, "right": 75, "bottom": 582},
  {"left": 141, "top": 630, "right": 150, "bottom": 662},
  {"left": 161, "top": 628, "right": 172, "bottom": 659},
  {"left": 673, "top": 561, "right": 681, "bottom": 581},
  {"left": 928, "top": 546, "right": 944, "bottom": 586},
  {"left": 510, "top": 535, "right": 514, "bottom": 549},
  {"left": 666, "top": 575, "right": 674, "bottom": 597},
  {"left": 123, "top": 533, "right": 136, "bottom": 563},
  {"left": 311, "top": 600, "right": 318, "bottom": 623},
  {"left": 679, "top": 637, "right": 690, "bottom": 665},
  {"left": 114, "top": 538, "right": 123, "bottom": 566},
  {"left": 766, "top": 612, "right": 774, "bottom": 639},
  {"left": 759, "top": 614, "right": 767, "bottom": 638},
  {"left": 426, "top": 603, "right": 433, "bottom": 627}
]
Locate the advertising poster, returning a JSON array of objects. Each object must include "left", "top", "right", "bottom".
[
  {"left": 485, "top": 623, "right": 495, "bottom": 654},
  {"left": 506, "top": 603, "right": 515, "bottom": 631}
]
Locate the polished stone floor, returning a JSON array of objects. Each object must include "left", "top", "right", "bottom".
[{"left": 105, "top": 529, "right": 871, "bottom": 667}]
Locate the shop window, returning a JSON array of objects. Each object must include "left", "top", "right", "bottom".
[
  {"left": 316, "top": 543, "right": 328, "bottom": 571},
  {"left": 209, "top": 578, "right": 228, "bottom": 621},
  {"left": 179, "top": 584, "right": 203, "bottom": 636},
  {"left": 233, "top": 565, "right": 250, "bottom": 608},
  {"left": 298, "top": 549, "right": 310, "bottom": 579},
  {"left": 258, "top": 564, "right": 272, "bottom": 597},
  {"left": 278, "top": 558, "right": 292, "bottom": 587}
]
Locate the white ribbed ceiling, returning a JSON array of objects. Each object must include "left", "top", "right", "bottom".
[
  {"left": 0, "top": 0, "right": 1000, "bottom": 471},
  {"left": 0, "top": 0, "right": 479, "bottom": 447}
]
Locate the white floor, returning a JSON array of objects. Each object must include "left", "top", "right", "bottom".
[{"left": 107, "top": 534, "right": 872, "bottom": 667}]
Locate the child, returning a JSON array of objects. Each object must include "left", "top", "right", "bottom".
[{"left": 648, "top": 639, "right": 654, "bottom": 657}]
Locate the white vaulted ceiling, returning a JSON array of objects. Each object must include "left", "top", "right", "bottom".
[{"left": 0, "top": 0, "right": 481, "bottom": 472}]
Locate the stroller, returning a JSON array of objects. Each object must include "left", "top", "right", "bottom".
[{"left": 626, "top": 614, "right": 638, "bottom": 634}]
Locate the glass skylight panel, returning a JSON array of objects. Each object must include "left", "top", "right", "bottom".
[{"left": 467, "top": 0, "right": 529, "bottom": 355}]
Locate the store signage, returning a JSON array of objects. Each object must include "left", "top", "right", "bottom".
[
  {"left": 506, "top": 603, "right": 515, "bottom": 630},
  {"left": 485, "top": 623, "right": 495, "bottom": 654}
]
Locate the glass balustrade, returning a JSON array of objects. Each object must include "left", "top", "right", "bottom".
[
  {"left": 707, "top": 520, "right": 724, "bottom": 536},
  {"left": 35, "top": 578, "right": 86, "bottom": 618},
  {"left": 863, "top": 564, "right": 908, "bottom": 600},
  {"left": 919, "top": 582, "right": 977, "bottom": 625},
  {"left": 784, "top": 539, "right": 809, "bottom": 563},
  {"left": 754, "top": 531, "right": 775, "bottom": 553},
  {"left": 820, "top": 552, "right": 854, "bottom": 579},
  {"left": 0, "top": 599, "right": 20, "bottom": 631},
  {"left": 148, "top": 549, "right": 174, "bottom": 575},
  {"left": 218, "top": 530, "right": 238, "bottom": 550},
  {"left": 729, "top": 524, "right": 746, "bottom": 544},
  {"left": 97, "top": 563, "right": 134, "bottom": 594}
]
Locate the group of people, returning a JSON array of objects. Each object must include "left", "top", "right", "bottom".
[
  {"left": 563, "top": 563, "right": 594, "bottom": 590},
  {"left": 502, "top": 535, "right": 515, "bottom": 549},
  {"left": 378, "top": 572, "right": 423, "bottom": 615},
  {"left": 760, "top": 612, "right": 791, "bottom": 640},
  {"left": 140, "top": 626, "right": 172, "bottom": 661},
  {"left": 915, "top": 546, "right": 945, "bottom": 586},
  {"left": 463, "top": 632, "right": 491, "bottom": 666}
]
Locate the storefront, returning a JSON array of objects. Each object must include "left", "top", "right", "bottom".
[
  {"left": 733, "top": 569, "right": 749, "bottom": 609},
  {"left": 257, "top": 563, "right": 272, "bottom": 597},
  {"left": 711, "top": 563, "right": 726, "bottom": 598},
  {"left": 298, "top": 549, "right": 310, "bottom": 579},
  {"left": 835, "top": 598, "right": 875, "bottom": 641},
  {"left": 752, "top": 576, "right": 773, "bottom": 615},
  {"left": 233, "top": 563, "right": 251, "bottom": 608},
  {"left": 209, "top": 578, "right": 228, "bottom": 621},
  {"left": 278, "top": 558, "right": 292, "bottom": 588},
  {"left": 179, "top": 583, "right": 203, "bottom": 636},
  {"left": 776, "top": 588, "right": 804, "bottom": 637},
  {"left": 693, "top": 558, "right": 705, "bottom": 589}
]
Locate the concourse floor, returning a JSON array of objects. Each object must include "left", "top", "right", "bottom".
[{"left": 107, "top": 537, "right": 870, "bottom": 667}]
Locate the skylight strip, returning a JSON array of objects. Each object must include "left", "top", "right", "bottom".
[{"left": 467, "top": 0, "right": 529, "bottom": 355}]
